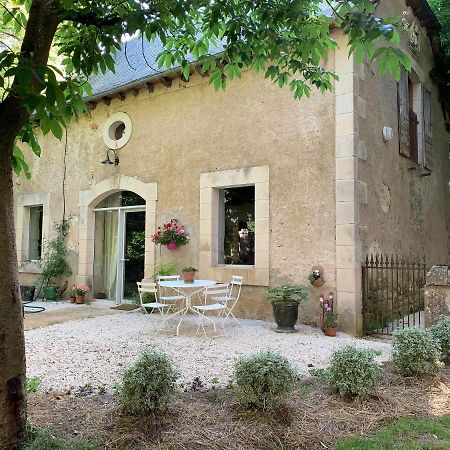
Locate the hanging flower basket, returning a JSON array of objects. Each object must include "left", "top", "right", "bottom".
[{"left": 151, "top": 219, "right": 189, "bottom": 249}]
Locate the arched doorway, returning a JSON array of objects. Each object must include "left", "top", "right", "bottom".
[
  {"left": 77, "top": 175, "right": 158, "bottom": 303},
  {"left": 93, "top": 191, "right": 145, "bottom": 303}
]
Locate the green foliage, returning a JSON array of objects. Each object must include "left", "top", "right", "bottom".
[
  {"left": 430, "top": 316, "right": 450, "bottom": 362},
  {"left": 234, "top": 351, "right": 297, "bottom": 410},
  {"left": 334, "top": 414, "right": 450, "bottom": 450},
  {"left": 153, "top": 263, "right": 179, "bottom": 278},
  {"left": 328, "top": 346, "right": 381, "bottom": 397},
  {"left": 182, "top": 266, "right": 197, "bottom": 272},
  {"left": 0, "top": 1, "right": 413, "bottom": 177},
  {"left": 323, "top": 311, "right": 338, "bottom": 329},
  {"left": 428, "top": 0, "right": 450, "bottom": 52},
  {"left": 267, "top": 284, "right": 307, "bottom": 304},
  {"left": 126, "top": 230, "right": 145, "bottom": 260},
  {"left": 392, "top": 327, "right": 442, "bottom": 377},
  {"left": 23, "top": 423, "right": 102, "bottom": 450},
  {"left": 428, "top": 0, "right": 450, "bottom": 115},
  {"left": 26, "top": 377, "right": 40, "bottom": 394},
  {"left": 38, "top": 220, "right": 72, "bottom": 288},
  {"left": 119, "top": 347, "right": 179, "bottom": 416}
]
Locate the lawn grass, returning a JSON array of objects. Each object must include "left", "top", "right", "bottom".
[
  {"left": 23, "top": 423, "right": 103, "bottom": 450},
  {"left": 25, "top": 415, "right": 450, "bottom": 449},
  {"left": 334, "top": 414, "right": 450, "bottom": 450}
]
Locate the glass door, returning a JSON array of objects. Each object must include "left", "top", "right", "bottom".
[
  {"left": 93, "top": 191, "right": 146, "bottom": 304},
  {"left": 122, "top": 211, "right": 146, "bottom": 300}
]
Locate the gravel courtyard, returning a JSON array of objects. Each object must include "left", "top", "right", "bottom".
[{"left": 25, "top": 311, "right": 392, "bottom": 392}]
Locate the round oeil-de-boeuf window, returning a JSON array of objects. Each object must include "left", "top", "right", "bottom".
[{"left": 102, "top": 112, "right": 132, "bottom": 149}]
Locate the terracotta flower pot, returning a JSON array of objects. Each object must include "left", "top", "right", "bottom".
[
  {"left": 69, "top": 296, "right": 76, "bottom": 303},
  {"left": 311, "top": 277, "right": 325, "bottom": 288},
  {"left": 75, "top": 295, "right": 85, "bottom": 304},
  {"left": 182, "top": 271, "right": 196, "bottom": 283},
  {"left": 324, "top": 327, "right": 337, "bottom": 337},
  {"left": 271, "top": 302, "right": 299, "bottom": 333},
  {"left": 167, "top": 242, "right": 178, "bottom": 250}
]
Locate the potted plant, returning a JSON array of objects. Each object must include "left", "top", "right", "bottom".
[
  {"left": 39, "top": 221, "right": 72, "bottom": 301},
  {"left": 182, "top": 267, "right": 197, "bottom": 283},
  {"left": 151, "top": 219, "right": 190, "bottom": 250},
  {"left": 267, "top": 284, "right": 307, "bottom": 333},
  {"left": 73, "top": 284, "right": 89, "bottom": 304},
  {"left": 323, "top": 311, "right": 338, "bottom": 336},
  {"left": 20, "top": 285, "right": 36, "bottom": 302},
  {"left": 308, "top": 267, "right": 325, "bottom": 288}
]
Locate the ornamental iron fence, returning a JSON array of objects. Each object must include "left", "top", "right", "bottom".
[{"left": 362, "top": 254, "right": 427, "bottom": 335}]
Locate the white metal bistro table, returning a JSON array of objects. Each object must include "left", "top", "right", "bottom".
[{"left": 158, "top": 279, "right": 217, "bottom": 335}]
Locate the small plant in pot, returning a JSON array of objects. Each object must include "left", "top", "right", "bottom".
[
  {"left": 268, "top": 284, "right": 307, "bottom": 333},
  {"left": 151, "top": 219, "right": 190, "bottom": 250},
  {"left": 38, "top": 220, "right": 72, "bottom": 301},
  {"left": 182, "top": 267, "right": 197, "bottom": 283},
  {"left": 72, "top": 284, "right": 89, "bottom": 304},
  {"left": 308, "top": 266, "right": 325, "bottom": 288},
  {"left": 323, "top": 312, "right": 338, "bottom": 337}
]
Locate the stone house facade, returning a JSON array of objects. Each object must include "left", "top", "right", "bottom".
[{"left": 14, "top": 0, "right": 449, "bottom": 335}]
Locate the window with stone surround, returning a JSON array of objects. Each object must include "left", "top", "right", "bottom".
[
  {"left": 16, "top": 192, "right": 50, "bottom": 267},
  {"left": 199, "top": 166, "right": 269, "bottom": 286},
  {"left": 398, "top": 67, "right": 432, "bottom": 168},
  {"left": 218, "top": 186, "right": 255, "bottom": 265},
  {"left": 28, "top": 205, "right": 43, "bottom": 261}
]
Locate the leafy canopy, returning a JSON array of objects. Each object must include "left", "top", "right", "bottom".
[{"left": 0, "top": 0, "right": 412, "bottom": 177}]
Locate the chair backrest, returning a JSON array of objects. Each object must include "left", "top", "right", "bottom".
[
  {"left": 230, "top": 275, "right": 243, "bottom": 300},
  {"left": 136, "top": 281, "right": 157, "bottom": 305},
  {"left": 204, "top": 283, "right": 230, "bottom": 297}
]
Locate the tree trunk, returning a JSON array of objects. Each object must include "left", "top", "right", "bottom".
[
  {"left": 0, "top": 1, "right": 60, "bottom": 447},
  {"left": 0, "top": 144, "right": 26, "bottom": 450}
]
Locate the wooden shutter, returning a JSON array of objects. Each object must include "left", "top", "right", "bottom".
[
  {"left": 423, "top": 85, "right": 433, "bottom": 170},
  {"left": 398, "top": 68, "right": 410, "bottom": 158}
]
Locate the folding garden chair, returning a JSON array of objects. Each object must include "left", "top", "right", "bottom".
[
  {"left": 208, "top": 275, "right": 243, "bottom": 324},
  {"left": 157, "top": 275, "right": 185, "bottom": 308},
  {"left": 136, "top": 281, "right": 171, "bottom": 332},
  {"left": 192, "top": 284, "right": 230, "bottom": 336}
]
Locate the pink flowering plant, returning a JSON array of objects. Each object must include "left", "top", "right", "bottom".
[
  {"left": 151, "top": 219, "right": 189, "bottom": 246},
  {"left": 72, "top": 284, "right": 89, "bottom": 297}
]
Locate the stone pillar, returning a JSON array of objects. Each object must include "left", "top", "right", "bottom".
[
  {"left": 334, "top": 31, "right": 367, "bottom": 336},
  {"left": 424, "top": 265, "right": 450, "bottom": 327}
]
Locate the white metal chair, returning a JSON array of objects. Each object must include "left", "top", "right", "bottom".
[
  {"left": 157, "top": 275, "right": 185, "bottom": 307},
  {"left": 210, "top": 275, "right": 243, "bottom": 324},
  {"left": 192, "top": 284, "right": 229, "bottom": 336},
  {"left": 136, "top": 281, "right": 171, "bottom": 332}
]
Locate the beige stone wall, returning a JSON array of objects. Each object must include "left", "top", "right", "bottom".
[
  {"left": 424, "top": 265, "right": 450, "bottom": 327},
  {"left": 358, "top": 0, "right": 449, "bottom": 265},
  {"left": 14, "top": 66, "right": 337, "bottom": 324}
]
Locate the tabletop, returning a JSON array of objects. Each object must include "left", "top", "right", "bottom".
[{"left": 159, "top": 279, "right": 217, "bottom": 288}]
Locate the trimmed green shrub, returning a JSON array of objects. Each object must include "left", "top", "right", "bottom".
[
  {"left": 430, "top": 316, "right": 450, "bottom": 362},
  {"left": 392, "top": 327, "right": 441, "bottom": 377},
  {"left": 234, "top": 351, "right": 297, "bottom": 410},
  {"left": 328, "top": 346, "right": 381, "bottom": 397},
  {"left": 119, "top": 347, "right": 179, "bottom": 416}
]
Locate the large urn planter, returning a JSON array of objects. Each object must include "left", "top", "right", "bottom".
[
  {"left": 20, "top": 285, "right": 36, "bottom": 302},
  {"left": 272, "top": 302, "right": 299, "bottom": 333},
  {"left": 267, "top": 284, "right": 308, "bottom": 334},
  {"left": 43, "top": 286, "right": 59, "bottom": 301}
]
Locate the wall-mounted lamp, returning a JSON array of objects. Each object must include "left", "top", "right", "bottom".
[{"left": 101, "top": 149, "right": 119, "bottom": 166}]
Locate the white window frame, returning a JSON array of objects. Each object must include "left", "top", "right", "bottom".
[{"left": 199, "top": 166, "right": 269, "bottom": 286}]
